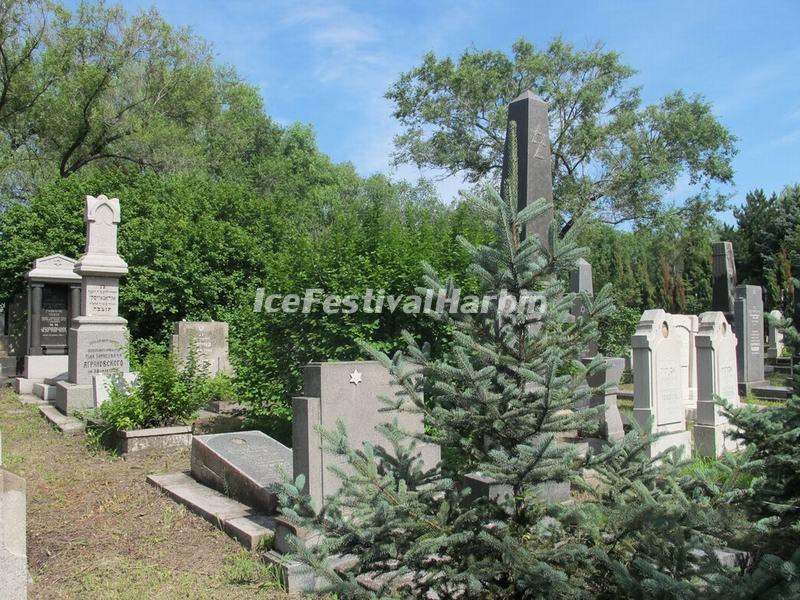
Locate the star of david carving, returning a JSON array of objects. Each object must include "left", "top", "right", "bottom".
[{"left": 530, "top": 126, "right": 548, "bottom": 160}]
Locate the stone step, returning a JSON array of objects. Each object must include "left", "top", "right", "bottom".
[
  {"left": 146, "top": 472, "right": 275, "bottom": 550},
  {"left": 18, "top": 393, "right": 47, "bottom": 406},
  {"left": 38, "top": 404, "right": 85, "bottom": 434},
  {"left": 749, "top": 385, "right": 793, "bottom": 401}
]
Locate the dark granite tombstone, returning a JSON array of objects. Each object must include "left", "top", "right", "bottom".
[
  {"left": 191, "top": 431, "right": 293, "bottom": 514},
  {"left": 712, "top": 242, "right": 737, "bottom": 323},
  {"left": 500, "top": 91, "right": 554, "bottom": 248},
  {"left": 734, "top": 284, "right": 765, "bottom": 386}
]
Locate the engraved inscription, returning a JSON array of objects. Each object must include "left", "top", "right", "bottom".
[
  {"left": 41, "top": 285, "right": 68, "bottom": 346},
  {"left": 81, "top": 338, "right": 125, "bottom": 375},
  {"left": 531, "top": 126, "right": 548, "bottom": 160},
  {"left": 86, "top": 283, "right": 118, "bottom": 316}
]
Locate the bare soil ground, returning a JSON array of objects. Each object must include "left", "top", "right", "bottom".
[{"left": 0, "top": 388, "right": 291, "bottom": 599}]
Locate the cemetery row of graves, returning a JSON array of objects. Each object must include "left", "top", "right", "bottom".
[{"left": 1, "top": 92, "right": 799, "bottom": 598}]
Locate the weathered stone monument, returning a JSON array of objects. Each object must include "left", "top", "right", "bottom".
[
  {"left": 170, "top": 320, "right": 231, "bottom": 376},
  {"left": 734, "top": 284, "right": 765, "bottom": 390},
  {"left": 694, "top": 311, "right": 740, "bottom": 457},
  {"left": 500, "top": 90, "right": 554, "bottom": 248},
  {"left": 767, "top": 309, "right": 785, "bottom": 359},
  {"left": 292, "top": 361, "right": 441, "bottom": 509},
  {"left": 668, "top": 314, "right": 699, "bottom": 418},
  {"left": 632, "top": 309, "right": 691, "bottom": 457},
  {"left": 0, "top": 433, "right": 28, "bottom": 600},
  {"left": 711, "top": 241, "right": 737, "bottom": 323},
  {"left": 0, "top": 300, "right": 24, "bottom": 378},
  {"left": 56, "top": 195, "right": 130, "bottom": 415},
  {"left": 571, "top": 258, "right": 598, "bottom": 358},
  {"left": 14, "top": 255, "right": 82, "bottom": 397},
  {"left": 586, "top": 357, "right": 625, "bottom": 443}
]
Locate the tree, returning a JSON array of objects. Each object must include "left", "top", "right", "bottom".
[
  {"left": 277, "top": 136, "right": 741, "bottom": 597},
  {"left": 0, "top": 0, "right": 230, "bottom": 201},
  {"left": 387, "top": 38, "right": 737, "bottom": 236}
]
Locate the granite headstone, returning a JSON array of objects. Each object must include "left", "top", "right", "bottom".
[
  {"left": 191, "top": 431, "right": 292, "bottom": 514},
  {"left": 293, "top": 361, "right": 441, "bottom": 509},
  {"left": 734, "top": 284, "right": 765, "bottom": 386}
]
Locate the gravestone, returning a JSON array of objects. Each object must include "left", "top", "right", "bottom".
[
  {"left": 711, "top": 242, "right": 737, "bottom": 323},
  {"left": 191, "top": 431, "right": 292, "bottom": 514},
  {"left": 767, "top": 310, "right": 784, "bottom": 359},
  {"left": 734, "top": 285, "right": 765, "bottom": 389},
  {"left": 668, "top": 314, "right": 699, "bottom": 417},
  {"left": 14, "top": 255, "right": 82, "bottom": 395},
  {"left": 171, "top": 321, "right": 231, "bottom": 376},
  {"left": 694, "top": 311, "right": 740, "bottom": 457},
  {"left": 571, "top": 258, "right": 598, "bottom": 358},
  {"left": 500, "top": 90, "right": 554, "bottom": 248},
  {"left": 292, "top": 361, "right": 441, "bottom": 509},
  {"left": 585, "top": 357, "right": 625, "bottom": 442},
  {"left": 56, "top": 195, "right": 130, "bottom": 415},
  {"left": 631, "top": 309, "right": 691, "bottom": 457},
  {"left": 92, "top": 372, "right": 139, "bottom": 407},
  {"left": 0, "top": 440, "right": 27, "bottom": 600}
]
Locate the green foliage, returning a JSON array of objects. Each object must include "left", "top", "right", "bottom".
[
  {"left": 276, "top": 138, "right": 743, "bottom": 598},
  {"left": 387, "top": 37, "right": 736, "bottom": 234},
  {"left": 729, "top": 186, "right": 800, "bottom": 315},
  {"left": 725, "top": 305, "right": 800, "bottom": 559},
  {"left": 95, "top": 348, "right": 205, "bottom": 431}
]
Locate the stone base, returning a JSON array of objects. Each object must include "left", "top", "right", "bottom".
[
  {"left": 0, "top": 468, "right": 28, "bottom": 600},
  {"left": 261, "top": 550, "right": 355, "bottom": 594},
  {"left": 147, "top": 472, "right": 275, "bottom": 550},
  {"left": 647, "top": 430, "right": 691, "bottom": 459},
  {"left": 23, "top": 354, "right": 68, "bottom": 380},
  {"left": 32, "top": 382, "right": 57, "bottom": 401},
  {"left": 39, "top": 405, "right": 85, "bottom": 435},
  {"left": 111, "top": 426, "right": 192, "bottom": 454},
  {"left": 54, "top": 381, "right": 93, "bottom": 415},
  {"left": 14, "top": 377, "right": 36, "bottom": 395},
  {"left": 694, "top": 424, "right": 738, "bottom": 457}
]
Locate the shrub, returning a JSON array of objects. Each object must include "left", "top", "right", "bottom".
[{"left": 95, "top": 350, "right": 207, "bottom": 431}]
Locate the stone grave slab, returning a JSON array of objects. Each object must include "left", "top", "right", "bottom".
[{"left": 191, "top": 431, "right": 292, "bottom": 514}]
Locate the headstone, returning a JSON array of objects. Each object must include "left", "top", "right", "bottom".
[
  {"left": 570, "top": 258, "right": 598, "bottom": 358},
  {"left": 767, "top": 310, "right": 784, "bottom": 359},
  {"left": 92, "top": 372, "right": 139, "bottom": 407},
  {"left": 668, "top": 314, "right": 699, "bottom": 417},
  {"left": 1, "top": 442, "right": 27, "bottom": 599},
  {"left": 500, "top": 91, "right": 554, "bottom": 248},
  {"left": 631, "top": 309, "right": 691, "bottom": 457},
  {"left": 694, "top": 311, "right": 740, "bottom": 457},
  {"left": 292, "top": 361, "right": 441, "bottom": 509},
  {"left": 734, "top": 285, "right": 765, "bottom": 387},
  {"left": 585, "top": 357, "right": 625, "bottom": 442},
  {"left": 170, "top": 321, "right": 231, "bottom": 376},
  {"left": 56, "top": 196, "right": 130, "bottom": 415},
  {"left": 711, "top": 242, "right": 737, "bottom": 322},
  {"left": 14, "top": 255, "right": 82, "bottom": 395},
  {"left": 191, "top": 431, "right": 292, "bottom": 514}
]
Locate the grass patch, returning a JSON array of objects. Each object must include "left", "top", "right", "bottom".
[{"left": 0, "top": 388, "right": 289, "bottom": 599}]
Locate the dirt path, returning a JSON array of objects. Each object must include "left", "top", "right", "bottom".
[{"left": 0, "top": 389, "right": 290, "bottom": 599}]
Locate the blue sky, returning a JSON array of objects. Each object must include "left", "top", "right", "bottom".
[{"left": 102, "top": 1, "right": 799, "bottom": 223}]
